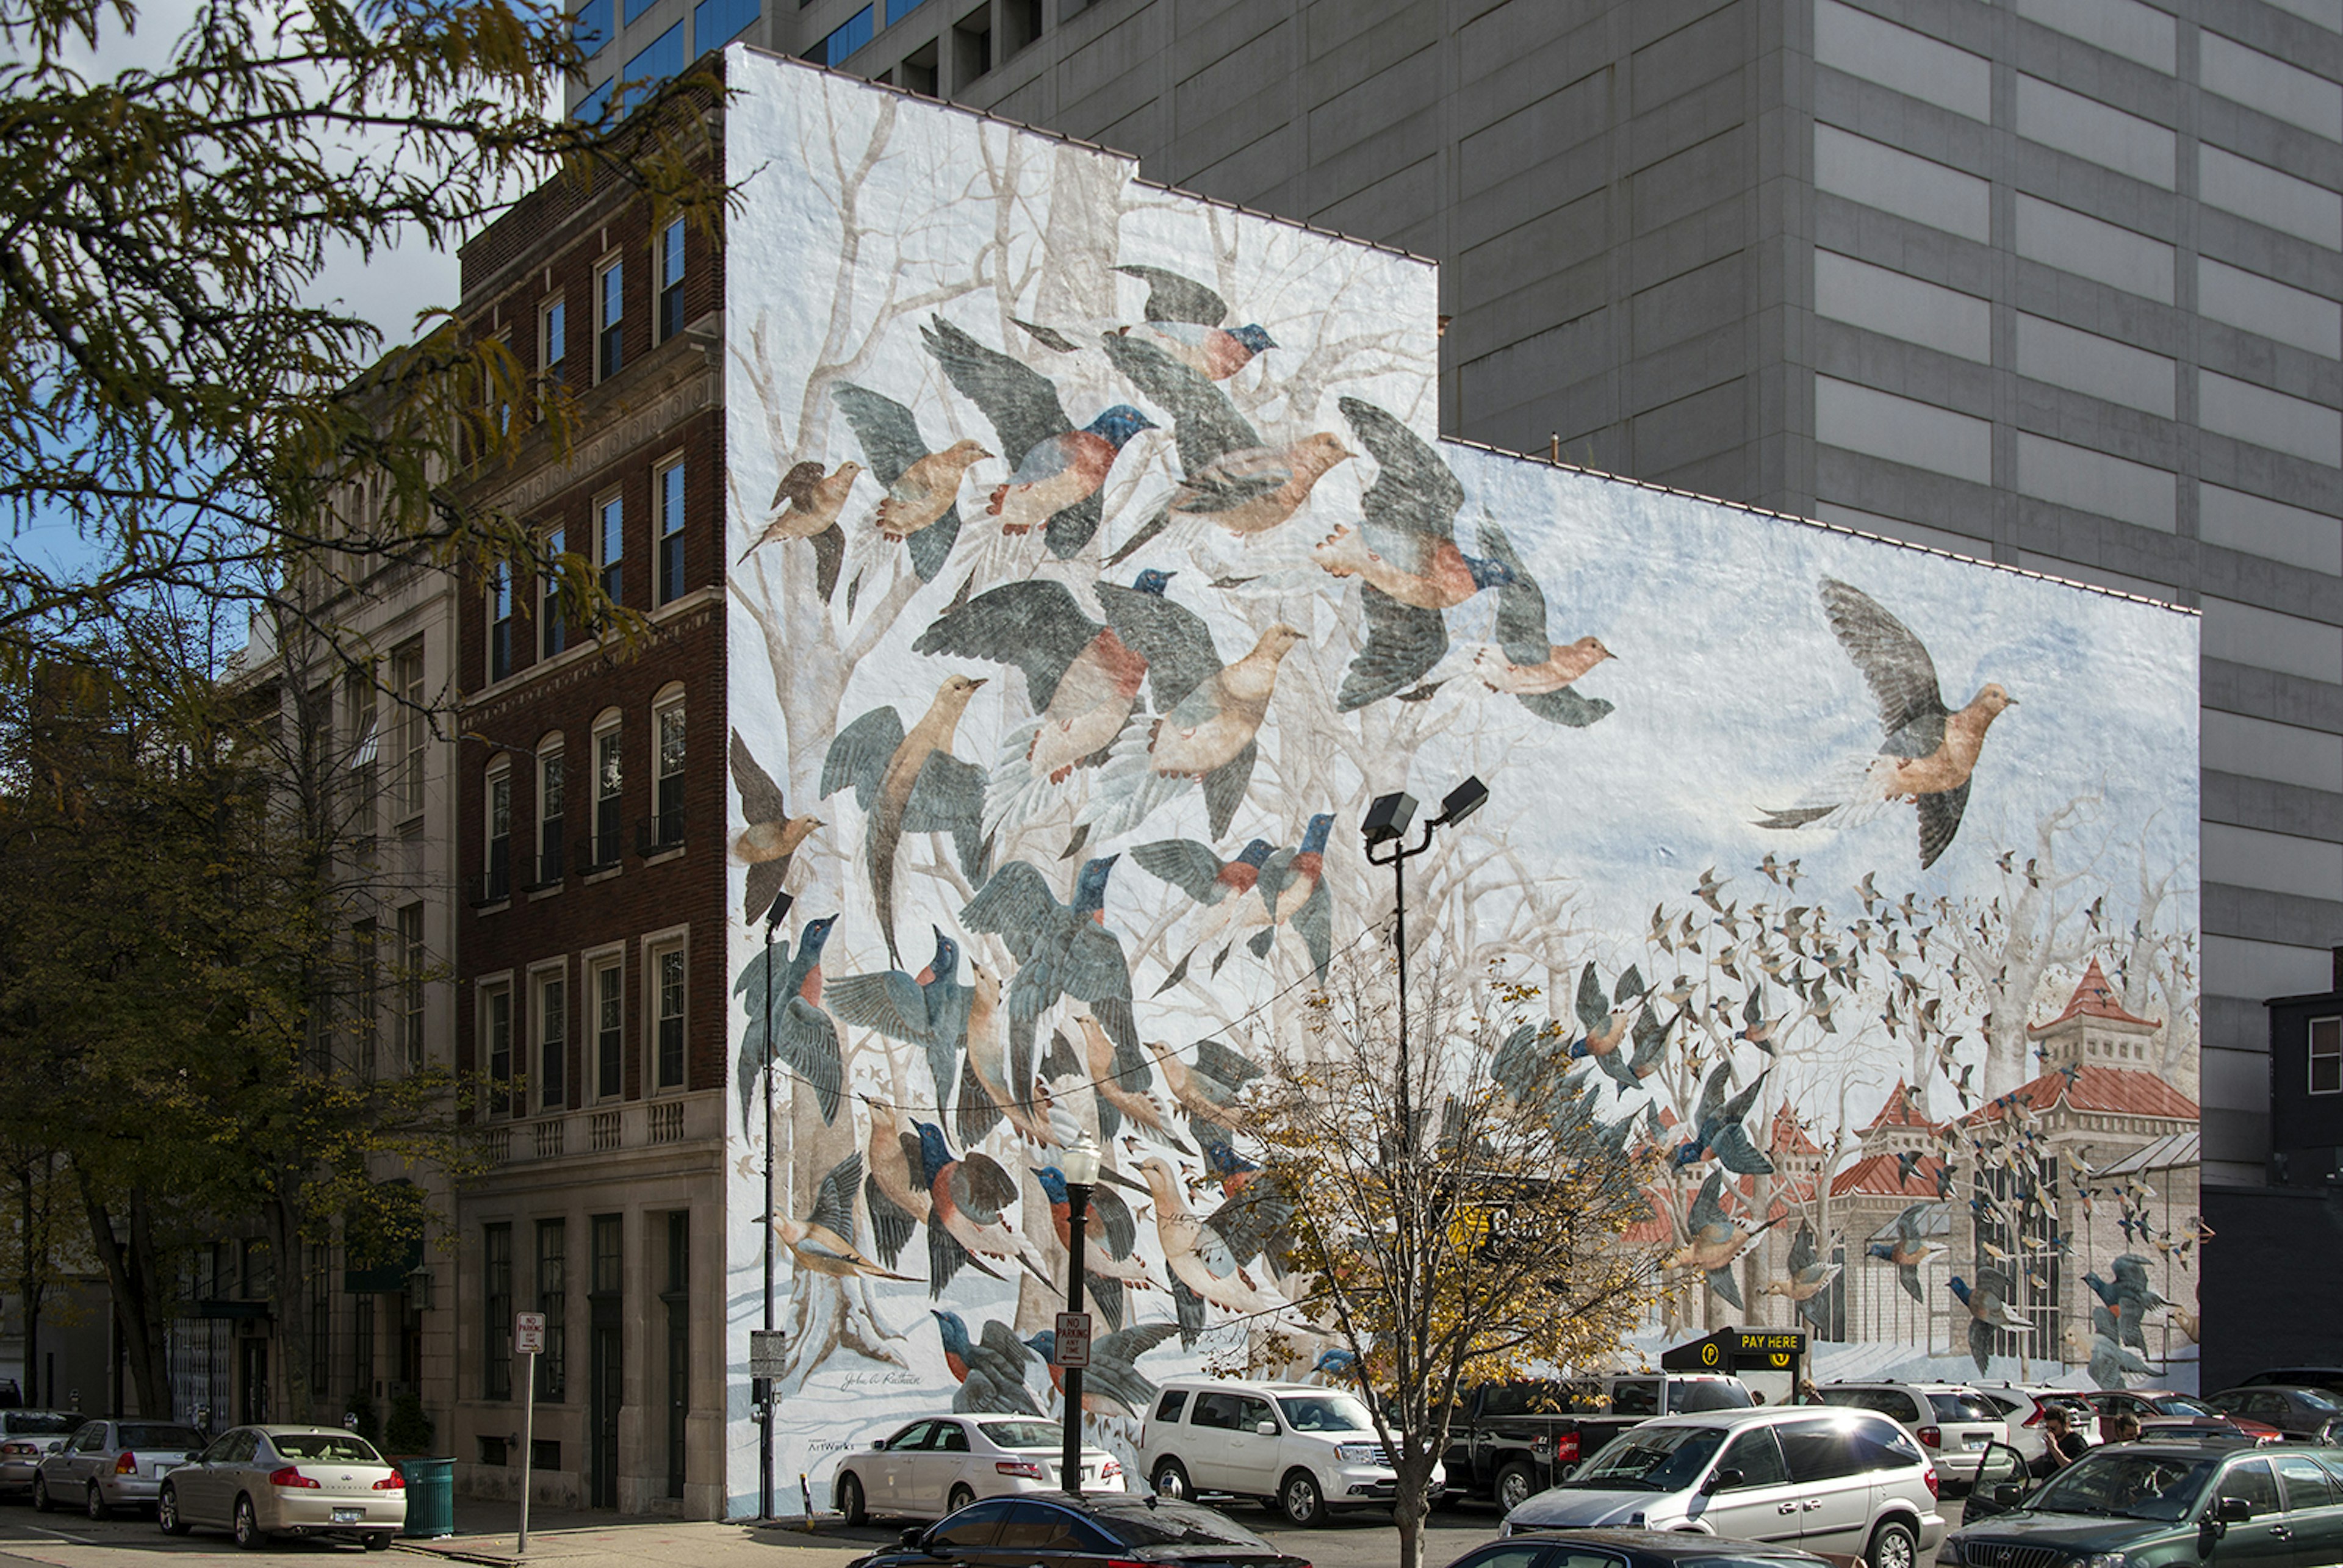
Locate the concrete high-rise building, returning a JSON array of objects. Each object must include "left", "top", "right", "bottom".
[{"left": 558, "top": 0, "right": 2343, "bottom": 1191}]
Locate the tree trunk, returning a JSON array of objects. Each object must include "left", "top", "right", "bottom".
[
  {"left": 75, "top": 1171, "right": 171, "bottom": 1416},
  {"left": 265, "top": 1193, "right": 312, "bottom": 1422},
  {"left": 1392, "top": 1447, "right": 1437, "bottom": 1568}
]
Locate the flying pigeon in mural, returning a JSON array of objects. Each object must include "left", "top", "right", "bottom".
[
  {"left": 1032, "top": 1164, "right": 1156, "bottom": 1331},
  {"left": 1312, "top": 397, "right": 1516, "bottom": 711},
  {"left": 822, "top": 673, "right": 991, "bottom": 969},
  {"left": 954, "top": 959, "right": 1055, "bottom": 1149},
  {"left": 1075, "top": 1015, "right": 1187, "bottom": 1150},
  {"left": 858, "top": 1095, "right": 945, "bottom": 1277},
  {"left": 1131, "top": 1154, "right": 1289, "bottom": 1328},
  {"left": 931, "top": 1311, "right": 1042, "bottom": 1416},
  {"left": 913, "top": 568, "right": 1209, "bottom": 828},
  {"left": 824, "top": 926, "right": 972, "bottom": 1110},
  {"left": 1132, "top": 835, "right": 1271, "bottom": 987},
  {"left": 1668, "top": 1168, "right": 1766, "bottom": 1310},
  {"left": 762, "top": 1152, "right": 918, "bottom": 1283},
  {"left": 1245, "top": 812, "right": 1336, "bottom": 985},
  {"left": 1025, "top": 1322, "right": 1181, "bottom": 1419},
  {"left": 1096, "top": 330, "right": 1350, "bottom": 566},
  {"left": 832, "top": 383, "right": 991, "bottom": 584},
  {"left": 1756, "top": 577, "right": 2018, "bottom": 869},
  {"left": 1949, "top": 1269, "right": 2031, "bottom": 1375},
  {"left": 1471, "top": 519, "right": 1616, "bottom": 728},
  {"left": 1866, "top": 1201, "right": 1945, "bottom": 1304},
  {"left": 1758, "top": 1221, "right": 1841, "bottom": 1330},
  {"left": 1076, "top": 622, "right": 1306, "bottom": 841},
  {"left": 729, "top": 730, "right": 822, "bottom": 925},
  {"left": 1594, "top": 1006, "right": 1674, "bottom": 1091},
  {"left": 920, "top": 317, "right": 1156, "bottom": 557},
  {"left": 738, "top": 458, "right": 859, "bottom": 600},
  {"left": 960, "top": 857, "right": 1145, "bottom": 1131},
  {"left": 915, "top": 1120, "right": 1053, "bottom": 1292},
  {"left": 732, "top": 913, "right": 842, "bottom": 1128},
  {"left": 1674, "top": 1064, "right": 1773, "bottom": 1175},
  {"left": 1113, "top": 264, "right": 1276, "bottom": 381},
  {"left": 1142, "top": 1037, "right": 1262, "bottom": 1132},
  {"left": 2084, "top": 1254, "right": 2166, "bottom": 1350},
  {"left": 1567, "top": 960, "right": 1643, "bottom": 1063}
]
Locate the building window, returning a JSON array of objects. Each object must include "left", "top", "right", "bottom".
[
  {"left": 536, "top": 1220, "right": 567, "bottom": 1402},
  {"left": 241, "top": 1237, "right": 272, "bottom": 1299},
  {"left": 652, "top": 944, "right": 685, "bottom": 1090},
  {"left": 541, "top": 525, "right": 568, "bottom": 659},
  {"left": 594, "top": 722, "right": 622, "bottom": 866},
  {"left": 536, "top": 970, "right": 567, "bottom": 1110},
  {"left": 489, "top": 563, "right": 515, "bottom": 682},
  {"left": 486, "top": 766, "right": 513, "bottom": 902},
  {"left": 538, "top": 743, "right": 566, "bottom": 884},
  {"left": 663, "top": 1211, "right": 688, "bottom": 1499},
  {"left": 620, "top": 19, "right": 684, "bottom": 113},
  {"left": 397, "top": 903, "right": 425, "bottom": 1069},
  {"left": 353, "top": 1291, "right": 375, "bottom": 1395},
  {"left": 596, "top": 492, "right": 624, "bottom": 606},
  {"left": 572, "top": 0, "right": 608, "bottom": 56},
  {"left": 657, "top": 220, "right": 685, "bottom": 343},
  {"left": 653, "top": 695, "right": 685, "bottom": 847},
  {"left": 593, "top": 959, "right": 624, "bottom": 1099},
  {"left": 596, "top": 257, "right": 623, "bottom": 380},
  {"left": 655, "top": 458, "right": 686, "bottom": 605},
  {"left": 815, "top": 4, "right": 873, "bottom": 64},
  {"left": 484, "top": 981, "right": 514, "bottom": 1116},
  {"left": 2314, "top": 1018, "right": 2341, "bottom": 1095},
  {"left": 353, "top": 918, "right": 379, "bottom": 1081},
  {"left": 693, "top": 0, "right": 758, "bottom": 50},
  {"left": 393, "top": 639, "right": 426, "bottom": 821},
  {"left": 347, "top": 667, "right": 378, "bottom": 829},
  {"left": 541, "top": 297, "right": 566, "bottom": 385},
  {"left": 484, "top": 1223, "right": 513, "bottom": 1400},
  {"left": 309, "top": 1280, "right": 331, "bottom": 1394}
]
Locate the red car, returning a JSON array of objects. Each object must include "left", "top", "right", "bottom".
[{"left": 2080, "top": 1388, "right": 2284, "bottom": 1441}]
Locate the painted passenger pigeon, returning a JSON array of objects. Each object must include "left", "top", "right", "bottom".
[
  {"left": 1949, "top": 1269, "right": 2031, "bottom": 1374},
  {"left": 824, "top": 926, "right": 971, "bottom": 1110},
  {"left": 915, "top": 1121, "right": 1053, "bottom": 1291},
  {"left": 822, "top": 673, "right": 990, "bottom": 969},
  {"left": 1032, "top": 1165, "right": 1156, "bottom": 1331},
  {"left": 1866, "top": 1201, "right": 1945, "bottom": 1304},
  {"left": 1758, "top": 1221, "right": 1841, "bottom": 1330},
  {"left": 1131, "top": 1154, "right": 1287, "bottom": 1325},
  {"left": 1142, "top": 1037, "right": 1263, "bottom": 1132},
  {"left": 1673, "top": 1063, "right": 1773, "bottom": 1176},
  {"left": 738, "top": 458, "right": 859, "bottom": 600},
  {"left": 1097, "top": 330, "right": 1349, "bottom": 565},
  {"left": 953, "top": 958, "right": 1056, "bottom": 1149},
  {"left": 729, "top": 730, "right": 821, "bottom": 926},
  {"left": 1757, "top": 577, "right": 2017, "bottom": 869},
  {"left": 860, "top": 1094, "right": 960, "bottom": 1277},
  {"left": 1668, "top": 1168, "right": 1769, "bottom": 1311},
  {"left": 1114, "top": 264, "right": 1277, "bottom": 381},
  {"left": 731, "top": 914, "right": 842, "bottom": 1128},
  {"left": 761, "top": 1152, "right": 918, "bottom": 1283},
  {"left": 1245, "top": 811, "right": 1335, "bottom": 985},
  {"left": 1471, "top": 519, "right": 1616, "bottom": 727},
  {"left": 931, "top": 1311, "right": 1041, "bottom": 1416},
  {"left": 1025, "top": 1323, "right": 1179, "bottom": 1419},
  {"left": 1130, "top": 835, "right": 1270, "bottom": 988},
  {"left": 1312, "top": 397, "right": 1516, "bottom": 710},
  {"left": 832, "top": 382, "right": 990, "bottom": 584},
  {"left": 921, "top": 316, "right": 1156, "bottom": 556}
]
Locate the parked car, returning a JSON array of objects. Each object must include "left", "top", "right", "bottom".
[
  {"left": 1971, "top": 1385, "right": 2098, "bottom": 1461},
  {"left": 1500, "top": 1406, "right": 1945, "bottom": 1568},
  {"left": 831, "top": 1414, "right": 1126, "bottom": 1523},
  {"left": 2205, "top": 1384, "right": 2343, "bottom": 1442},
  {"left": 842, "top": 1492, "right": 1309, "bottom": 1568},
  {"left": 156, "top": 1425, "right": 405, "bottom": 1549},
  {"left": 1945, "top": 1436, "right": 2343, "bottom": 1564},
  {"left": 1445, "top": 1526, "right": 1835, "bottom": 1568},
  {"left": 2081, "top": 1387, "right": 2283, "bottom": 1442},
  {"left": 1813, "top": 1381, "right": 2007, "bottom": 1485},
  {"left": 1138, "top": 1378, "right": 1442, "bottom": 1526},
  {"left": 0, "top": 1411, "right": 88, "bottom": 1500},
  {"left": 2239, "top": 1366, "right": 2343, "bottom": 1398},
  {"left": 1440, "top": 1373, "right": 1754, "bottom": 1512},
  {"left": 33, "top": 1418, "right": 206, "bottom": 1518}
]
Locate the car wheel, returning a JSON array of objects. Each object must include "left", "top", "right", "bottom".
[
  {"left": 1494, "top": 1461, "right": 1536, "bottom": 1515},
  {"left": 233, "top": 1494, "right": 267, "bottom": 1550},
  {"left": 1865, "top": 1517, "right": 1917, "bottom": 1568},
  {"left": 157, "top": 1484, "right": 188, "bottom": 1536},
  {"left": 364, "top": 1531, "right": 392, "bottom": 1550},
  {"left": 838, "top": 1472, "right": 868, "bottom": 1527},
  {"left": 1150, "top": 1459, "right": 1189, "bottom": 1501},
  {"left": 86, "top": 1483, "right": 108, "bottom": 1521},
  {"left": 31, "top": 1473, "right": 51, "bottom": 1513},
  {"left": 1278, "top": 1470, "right": 1328, "bottom": 1528},
  {"left": 946, "top": 1483, "right": 975, "bottom": 1514}
]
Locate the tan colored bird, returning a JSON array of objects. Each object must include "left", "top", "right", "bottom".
[
  {"left": 1074, "top": 1015, "right": 1186, "bottom": 1148},
  {"left": 760, "top": 1151, "right": 920, "bottom": 1282},
  {"left": 1477, "top": 633, "right": 1614, "bottom": 698},
  {"left": 738, "top": 458, "right": 862, "bottom": 599},
  {"left": 876, "top": 439, "right": 990, "bottom": 544},
  {"left": 729, "top": 730, "right": 821, "bottom": 924}
]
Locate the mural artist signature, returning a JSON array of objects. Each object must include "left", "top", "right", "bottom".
[{"left": 839, "top": 1371, "right": 923, "bottom": 1391}]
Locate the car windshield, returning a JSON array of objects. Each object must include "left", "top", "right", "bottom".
[
  {"left": 2026, "top": 1452, "right": 2215, "bottom": 1522},
  {"left": 1674, "top": 1381, "right": 1755, "bottom": 1412},
  {"left": 1276, "top": 1394, "right": 1374, "bottom": 1433},
  {"left": 7, "top": 1414, "right": 82, "bottom": 1435},
  {"left": 1569, "top": 1425, "right": 1726, "bottom": 1490},
  {"left": 270, "top": 1434, "right": 383, "bottom": 1464},
  {"left": 1930, "top": 1392, "right": 2003, "bottom": 1422},
  {"left": 2150, "top": 1396, "right": 2219, "bottom": 1417},
  {"left": 120, "top": 1426, "right": 204, "bottom": 1450},
  {"left": 1085, "top": 1498, "right": 1273, "bottom": 1548},
  {"left": 977, "top": 1420, "right": 1062, "bottom": 1450},
  {"left": 2292, "top": 1389, "right": 2342, "bottom": 1412}
]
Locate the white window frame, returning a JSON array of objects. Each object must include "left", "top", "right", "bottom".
[
  {"left": 536, "top": 732, "right": 566, "bottom": 886},
  {"left": 595, "top": 253, "right": 624, "bottom": 382},
  {"left": 480, "top": 973, "right": 516, "bottom": 1118},
  {"left": 644, "top": 925, "right": 689, "bottom": 1095},
  {"left": 651, "top": 683, "right": 685, "bottom": 851},
  {"left": 591, "top": 710, "right": 624, "bottom": 869},
  {"left": 586, "top": 945, "right": 626, "bottom": 1103},
  {"left": 486, "top": 761, "right": 513, "bottom": 902},
  {"left": 540, "top": 293, "right": 567, "bottom": 384},
  {"left": 654, "top": 453, "right": 686, "bottom": 606},
  {"left": 530, "top": 960, "right": 570, "bottom": 1113}
]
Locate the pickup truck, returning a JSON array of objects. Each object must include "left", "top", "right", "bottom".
[{"left": 1441, "top": 1372, "right": 1755, "bottom": 1514}]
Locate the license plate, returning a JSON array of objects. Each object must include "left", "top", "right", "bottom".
[
  {"left": 1963, "top": 1436, "right": 1987, "bottom": 1449},
  {"left": 333, "top": 1508, "right": 362, "bottom": 1524}
]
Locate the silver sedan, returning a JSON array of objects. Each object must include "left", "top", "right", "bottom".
[
  {"left": 34, "top": 1418, "right": 206, "bottom": 1517},
  {"left": 157, "top": 1425, "right": 406, "bottom": 1549}
]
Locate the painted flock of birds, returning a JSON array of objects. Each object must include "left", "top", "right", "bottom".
[{"left": 724, "top": 264, "right": 2167, "bottom": 1414}]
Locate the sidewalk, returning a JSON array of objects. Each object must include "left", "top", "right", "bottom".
[{"left": 392, "top": 1500, "right": 887, "bottom": 1568}]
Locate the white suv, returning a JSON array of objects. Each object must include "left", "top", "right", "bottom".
[
  {"left": 1136, "top": 1379, "right": 1443, "bottom": 1527},
  {"left": 1816, "top": 1381, "right": 2009, "bottom": 1486}
]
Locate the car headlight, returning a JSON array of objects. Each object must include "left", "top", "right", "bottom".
[
  {"left": 2078, "top": 1555, "right": 2129, "bottom": 1568},
  {"left": 1334, "top": 1443, "right": 1386, "bottom": 1464}
]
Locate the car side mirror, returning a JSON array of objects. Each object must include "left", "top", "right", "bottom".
[
  {"left": 2217, "top": 1497, "right": 2253, "bottom": 1524},
  {"left": 1993, "top": 1483, "right": 2026, "bottom": 1506},
  {"left": 898, "top": 1527, "right": 925, "bottom": 1548},
  {"left": 44, "top": 1441, "right": 62, "bottom": 1453},
  {"left": 185, "top": 1451, "right": 203, "bottom": 1462},
  {"left": 1701, "top": 1467, "right": 1743, "bottom": 1495},
  {"left": 1255, "top": 1420, "right": 1277, "bottom": 1436}
]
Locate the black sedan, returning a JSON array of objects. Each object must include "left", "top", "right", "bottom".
[
  {"left": 1445, "top": 1530, "right": 1834, "bottom": 1568},
  {"left": 846, "top": 1494, "right": 1308, "bottom": 1568},
  {"left": 2206, "top": 1384, "right": 2343, "bottom": 1442}
]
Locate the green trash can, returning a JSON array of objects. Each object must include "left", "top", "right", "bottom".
[{"left": 401, "top": 1457, "right": 456, "bottom": 1539}]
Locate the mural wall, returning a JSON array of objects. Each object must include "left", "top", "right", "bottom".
[{"left": 721, "top": 52, "right": 2201, "bottom": 1516}]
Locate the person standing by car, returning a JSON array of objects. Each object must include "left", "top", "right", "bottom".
[
  {"left": 2102, "top": 1412, "right": 2140, "bottom": 1444},
  {"left": 2028, "top": 1407, "right": 2090, "bottom": 1478}
]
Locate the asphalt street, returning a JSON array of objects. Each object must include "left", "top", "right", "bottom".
[{"left": 0, "top": 1492, "right": 1955, "bottom": 1568}]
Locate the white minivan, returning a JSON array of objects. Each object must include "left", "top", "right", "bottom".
[{"left": 1136, "top": 1379, "right": 1444, "bottom": 1527}]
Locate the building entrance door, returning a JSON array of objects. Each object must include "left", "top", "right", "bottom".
[
  {"left": 237, "top": 1337, "right": 269, "bottom": 1425},
  {"left": 589, "top": 1320, "right": 621, "bottom": 1508}
]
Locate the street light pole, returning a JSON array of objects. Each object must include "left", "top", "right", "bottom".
[
  {"left": 1362, "top": 778, "right": 1489, "bottom": 1162},
  {"left": 758, "top": 890, "right": 793, "bottom": 1522},
  {"left": 1057, "top": 1135, "right": 1101, "bottom": 1498}
]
